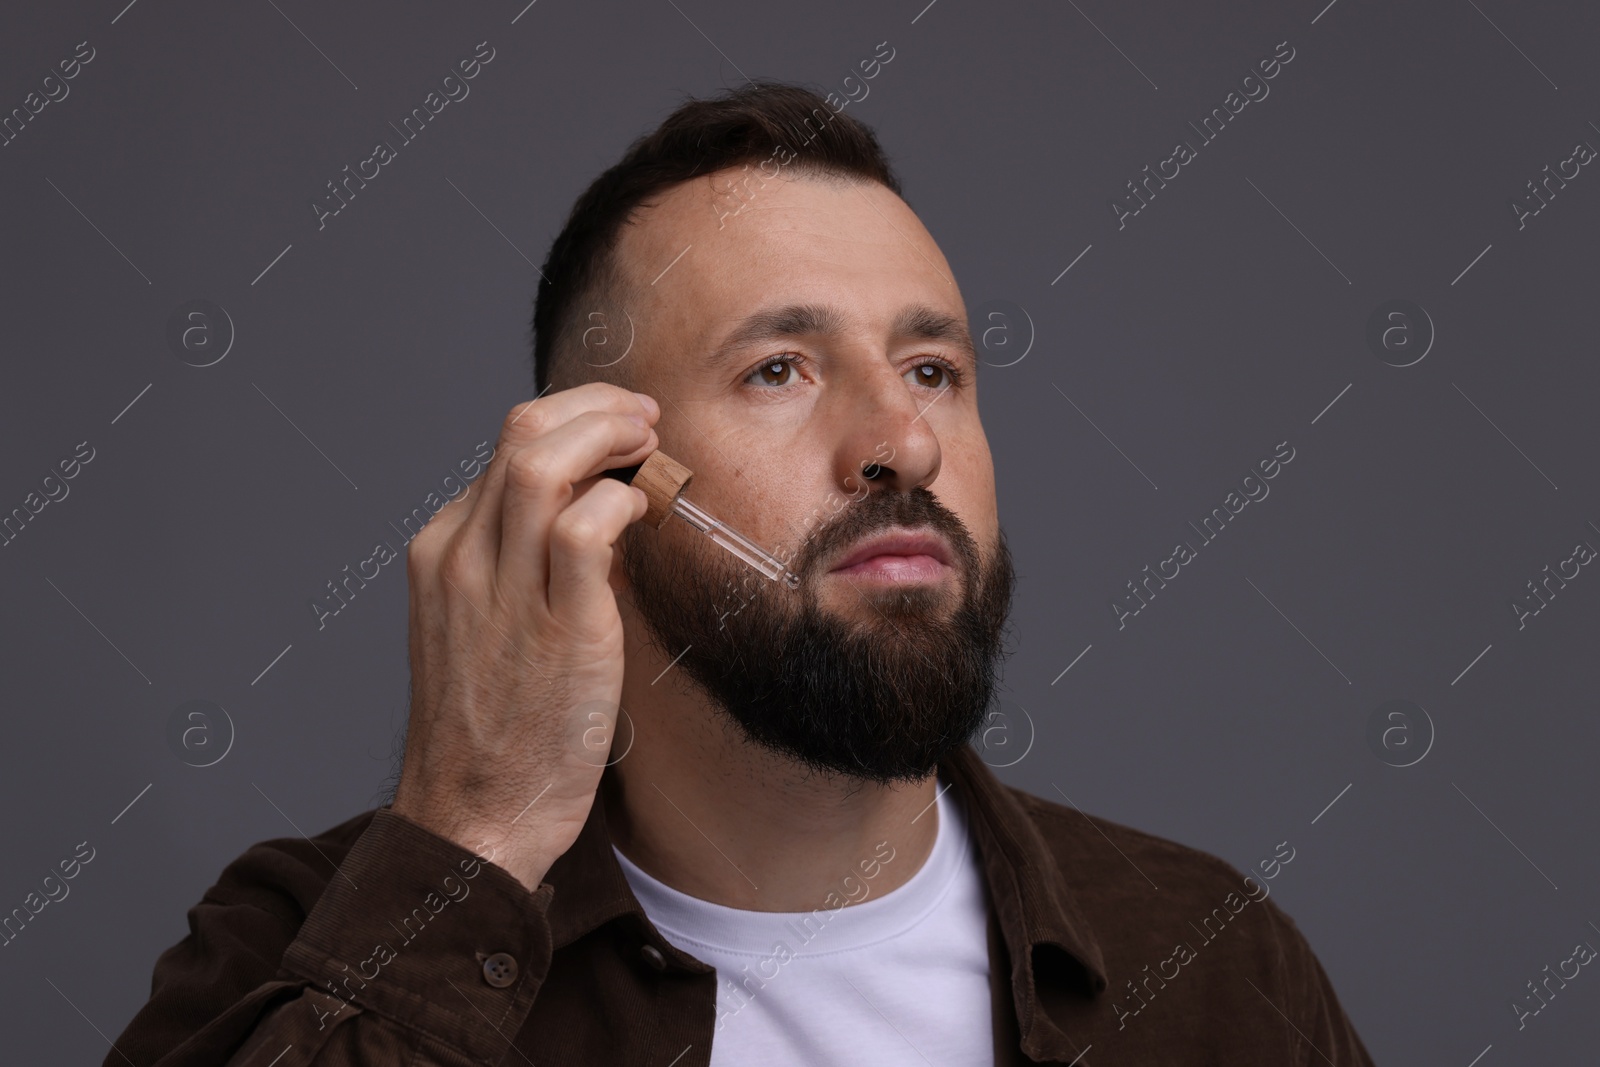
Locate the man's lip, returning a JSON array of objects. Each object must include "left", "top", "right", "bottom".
[{"left": 827, "top": 528, "right": 954, "bottom": 572}]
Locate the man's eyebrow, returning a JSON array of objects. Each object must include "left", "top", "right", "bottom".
[
  {"left": 706, "top": 304, "right": 848, "bottom": 371},
  {"left": 704, "top": 302, "right": 977, "bottom": 372},
  {"left": 892, "top": 303, "right": 978, "bottom": 366}
]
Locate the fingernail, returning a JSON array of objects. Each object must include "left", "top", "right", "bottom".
[
  {"left": 626, "top": 412, "right": 648, "bottom": 428},
  {"left": 634, "top": 392, "right": 659, "bottom": 419}
]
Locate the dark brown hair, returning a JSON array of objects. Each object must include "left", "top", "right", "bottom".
[{"left": 530, "top": 79, "right": 904, "bottom": 393}]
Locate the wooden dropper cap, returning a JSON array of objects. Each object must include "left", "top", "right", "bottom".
[{"left": 602, "top": 450, "right": 695, "bottom": 529}]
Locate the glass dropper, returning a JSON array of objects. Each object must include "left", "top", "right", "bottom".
[
  {"left": 668, "top": 494, "right": 801, "bottom": 587},
  {"left": 604, "top": 451, "right": 801, "bottom": 587}
]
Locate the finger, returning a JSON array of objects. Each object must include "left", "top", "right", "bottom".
[
  {"left": 460, "top": 384, "right": 658, "bottom": 578},
  {"left": 544, "top": 475, "right": 649, "bottom": 626},
  {"left": 400, "top": 475, "right": 487, "bottom": 610},
  {"left": 495, "top": 409, "right": 658, "bottom": 596}
]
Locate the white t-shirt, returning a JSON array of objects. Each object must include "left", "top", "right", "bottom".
[{"left": 613, "top": 776, "right": 995, "bottom": 1065}]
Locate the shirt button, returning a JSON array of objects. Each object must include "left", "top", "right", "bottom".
[
  {"left": 640, "top": 944, "right": 667, "bottom": 971},
  {"left": 481, "top": 951, "right": 519, "bottom": 988}
]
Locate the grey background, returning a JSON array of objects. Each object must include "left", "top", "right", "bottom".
[{"left": 2, "top": 0, "right": 1596, "bottom": 1062}]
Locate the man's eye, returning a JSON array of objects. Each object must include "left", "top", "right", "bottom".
[
  {"left": 745, "top": 354, "right": 964, "bottom": 390},
  {"left": 906, "top": 359, "right": 962, "bottom": 390},
  {"left": 748, "top": 356, "right": 802, "bottom": 387}
]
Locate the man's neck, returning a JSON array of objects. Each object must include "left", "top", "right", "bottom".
[{"left": 600, "top": 705, "right": 941, "bottom": 912}]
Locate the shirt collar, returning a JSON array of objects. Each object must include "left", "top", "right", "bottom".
[
  {"left": 942, "top": 742, "right": 1109, "bottom": 1061},
  {"left": 541, "top": 741, "right": 1108, "bottom": 1059}
]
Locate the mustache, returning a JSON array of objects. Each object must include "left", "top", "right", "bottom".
[{"left": 787, "top": 484, "right": 981, "bottom": 582}]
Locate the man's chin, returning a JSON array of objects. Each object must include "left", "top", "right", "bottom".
[
  {"left": 619, "top": 489, "right": 1016, "bottom": 786},
  {"left": 730, "top": 705, "right": 986, "bottom": 788}
]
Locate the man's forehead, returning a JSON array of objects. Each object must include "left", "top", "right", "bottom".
[
  {"left": 611, "top": 170, "right": 966, "bottom": 358},
  {"left": 621, "top": 169, "right": 949, "bottom": 277}
]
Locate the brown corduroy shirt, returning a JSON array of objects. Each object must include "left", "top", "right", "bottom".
[{"left": 110, "top": 742, "right": 1376, "bottom": 1065}]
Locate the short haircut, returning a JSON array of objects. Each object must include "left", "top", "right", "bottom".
[{"left": 530, "top": 79, "right": 905, "bottom": 394}]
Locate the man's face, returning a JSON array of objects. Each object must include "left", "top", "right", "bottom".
[{"left": 606, "top": 167, "right": 1014, "bottom": 784}]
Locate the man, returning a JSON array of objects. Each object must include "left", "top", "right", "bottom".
[{"left": 111, "top": 81, "right": 1375, "bottom": 1065}]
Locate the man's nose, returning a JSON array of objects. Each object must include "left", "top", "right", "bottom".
[{"left": 831, "top": 361, "right": 942, "bottom": 495}]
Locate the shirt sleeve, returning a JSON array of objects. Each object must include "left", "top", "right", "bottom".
[
  {"left": 107, "top": 808, "right": 558, "bottom": 1067},
  {"left": 1260, "top": 896, "right": 1377, "bottom": 1067}
]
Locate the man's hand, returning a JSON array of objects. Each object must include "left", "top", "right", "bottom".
[{"left": 391, "top": 383, "right": 660, "bottom": 891}]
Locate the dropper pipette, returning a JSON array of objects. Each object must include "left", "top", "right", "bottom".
[{"left": 604, "top": 451, "right": 801, "bottom": 588}]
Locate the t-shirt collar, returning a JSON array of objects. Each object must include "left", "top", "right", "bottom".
[{"left": 541, "top": 741, "right": 1108, "bottom": 1058}]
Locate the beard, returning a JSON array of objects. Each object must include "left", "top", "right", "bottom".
[{"left": 619, "top": 483, "right": 1017, "bottom": 786}]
